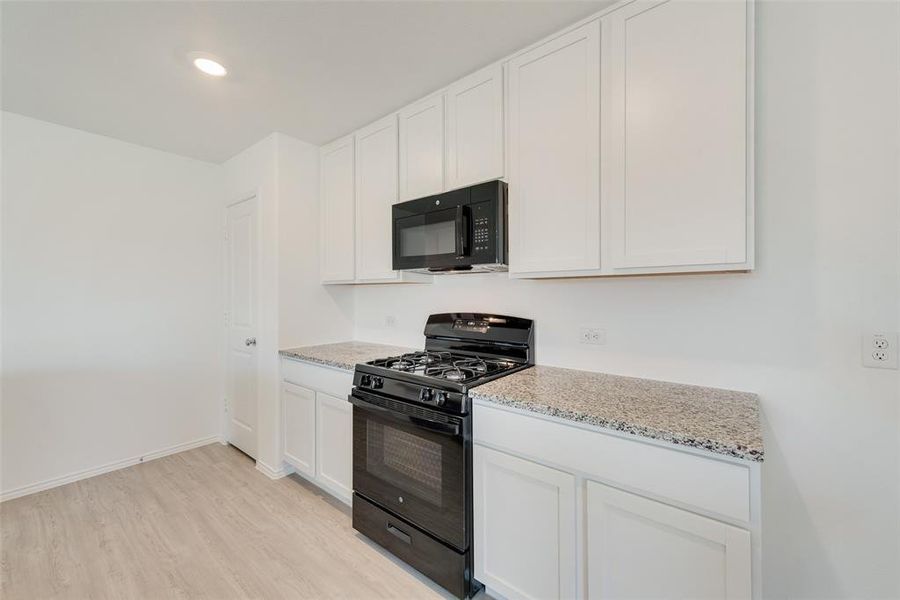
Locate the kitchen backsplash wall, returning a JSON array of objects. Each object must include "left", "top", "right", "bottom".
[{"left": 353, "top": 2, "right": 900, "bottom": 598}]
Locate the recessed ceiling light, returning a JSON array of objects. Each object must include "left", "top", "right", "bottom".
[{"left": 193, "top": 57, "right": 227, "bottom": 77}]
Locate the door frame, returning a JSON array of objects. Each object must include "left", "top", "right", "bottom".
[{"left": 223, "top": 190, "right": 262, "bottom": 452}]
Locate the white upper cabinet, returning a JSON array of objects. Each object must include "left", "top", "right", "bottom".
[
  {"left": 586, "top": 481, "right": 752, "bottom": 600},
  {"left": 507, "top": 21, "right": 602, "bottom": 276},
  {"left": 399, "top": 94, "right": 445, "bottom": 201},
  {"left": 319, "top": 135, "right": 356, "bottom": 283},
  {"left": 355, "top": 115, "right": 401, "bottom": 282},
  {"left": 445, "top": 64, "right": 504, "bottom": 191},
  {"left": 602, "top": 0, "right": 752, "bottom": 272}
]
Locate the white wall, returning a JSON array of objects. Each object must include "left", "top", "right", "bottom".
[
  {"left": 0, "top": 112, "right": 225, "bottom": 498},
  {"left": 353, "top": 2, "right": 900, "bottom": 598},
  {"left": 277, "top": 134, "right": 354, "bottom": 348},
  {"left": 221, "top": 133, "right": 353, "bottom": 472}
]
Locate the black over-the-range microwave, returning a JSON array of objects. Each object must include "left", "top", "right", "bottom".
[{"left": 392, "top": 180, "right": 507, "bottom": 274}]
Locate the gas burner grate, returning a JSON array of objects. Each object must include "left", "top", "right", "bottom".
[{"left": 368, "top": 351, "right": 521, "bottom": 384}]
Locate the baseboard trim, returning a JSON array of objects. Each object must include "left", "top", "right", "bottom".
[
  {"left": 255, "top": 460, "right": 290, "bottom": 480},
  {"left": 0, "top": 435, "right": 220, "bottom": 503}
]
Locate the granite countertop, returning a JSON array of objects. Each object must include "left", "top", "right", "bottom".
[
  {"left": 279, "top": 341, "right": 413, "bottom": 371},
  {"left": 470, "top": 365, "right": 763, "bottom": 462}
]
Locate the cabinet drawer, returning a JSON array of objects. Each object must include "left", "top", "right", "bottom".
[
  {"left": 280, "top": 358, "right": 353, "bottom": 399},
  {"left": 473, "top": 401, "right": 751, "bottom": 522}
]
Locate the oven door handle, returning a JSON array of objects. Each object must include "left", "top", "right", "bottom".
[{"left": 349, "top": 394, "right": 462, "bottom": 437}]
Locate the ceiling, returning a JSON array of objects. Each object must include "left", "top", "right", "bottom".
[{"left": 1, "top": 1, "right": 609, "bottom": 163}]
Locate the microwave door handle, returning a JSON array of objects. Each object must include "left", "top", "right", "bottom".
[{"left": 455, "top": 205, "right": 466, "bottom": 259}]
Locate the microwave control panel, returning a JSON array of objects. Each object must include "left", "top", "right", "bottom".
[{"left": 470, "top": 201, "right": 495, "bottom": 258}]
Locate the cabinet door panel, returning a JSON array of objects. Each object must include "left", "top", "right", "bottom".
[
  {"left": 399, "top": 95, "right": 445, "bottom": 201},
  {"left": 316, "top": 392, "right": 353, "bottom": 501},
  {"left": 282, "top": 382, "right": 316, "bottom": 478},
  {"left": 507, "top": 21, "right": 601, "bottom": 275},
  {"left": 320, "top": 135, "right": 356, "bottom": 282},
  {"left": 603, "top": 0, "right": 749, "bottom": 270},
  {"left": 356, "top": 115, "right": 400, "bottom": 281},
  {"left": 446, "top": 64, "right": 504, "bottom": 190},
  {"left": 586, "top": 481, "right": 751, "bottom": 600},
  {"left": 474, "top": 445, "right": 577, "bottom": 600}
]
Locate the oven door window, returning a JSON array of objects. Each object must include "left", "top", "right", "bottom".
[
  {"left": 353, "top": 403, "right": 466, "bottom": 550},
  {"left": 393, "top": 206, "right": 468, "bottom": 270}
]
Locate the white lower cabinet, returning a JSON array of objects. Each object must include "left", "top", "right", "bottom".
[
  {"left": 282, "top": 382, "right": 316, "bottom": 478},
  {"left": 281, "top": 359, "right": 353, "bottom": 504},
  {"left": 473, "top": 401, "right": 759, "bottom": 600},
  {"left": 315, "top": 391, "right": 353, "bottom": 500},
  {"left": 585, "top": 481, "right": 751, "bottom": 600},
  {"left": 474, "top": 445, "right": 578, "bottom": 600}
]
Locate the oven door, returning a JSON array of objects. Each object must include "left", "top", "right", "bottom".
[
  {"left": 393, "top": 204, "right": 470, "bottom": 271},
  {"left": 350, "top": 390, "right": 466, "bottom": 550}
]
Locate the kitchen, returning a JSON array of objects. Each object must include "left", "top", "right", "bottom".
[{"left": 2, "top": 1, "right": 898, "bottom": 599}]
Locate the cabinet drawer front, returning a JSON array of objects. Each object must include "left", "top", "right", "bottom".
[
  {"left": 474, "top": 401, "right": 750, "bottom": 522},
  {"left": 280, "top": 358, "right": 353, "bottom": 399}
]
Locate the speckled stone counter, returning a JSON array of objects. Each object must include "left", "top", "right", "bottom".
[
  {"left": 279, "top": 341, "right": 413, "bottom": 371},
  {"left": 470, "top": 365, "right": 763, "bottom": 462}
]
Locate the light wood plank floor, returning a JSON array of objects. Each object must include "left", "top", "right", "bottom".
[{"left": 1, "top": 443, "right": 456, "bottom": 599}]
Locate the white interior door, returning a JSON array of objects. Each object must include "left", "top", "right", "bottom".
[{"left": 226, "top": 196, "right": 258, "bottom": 458}]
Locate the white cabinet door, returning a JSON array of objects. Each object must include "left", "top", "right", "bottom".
[
  {"left": 316, "top": 391, "right": 353, "bottom": 501},
  {"left": 282, "top": 382, "right": 316, "bottom": 478},
  {"left": 355, "top": 115, "right": 400, "bottom": 282},
  {"left": 507, "top": 21, "right": 601, "bottom": 276},
  {"left": 445, "top": 64, "right": 504, "bottom": 190},
  {"left": 399, "top": 94, "right": 444, "bottom": 201},
  {"left": 474, "top": 445, "right": 577, "bottom": 600},
  {"left": 320, "top": 135, "right": 356, "bottom": 283},
  {"left": 602, "top": 0, "right": 751, "bottom": 271},
  {"left": 586, "top": 481, "right": 752, "bottom": 600}
]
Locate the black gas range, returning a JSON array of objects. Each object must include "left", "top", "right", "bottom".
[{"left": 349, "top": 313, "right": 534, "bottom": 599}]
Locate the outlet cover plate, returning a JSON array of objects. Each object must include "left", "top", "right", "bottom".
[
  {"left": 579, "top": 327, "right": 606, "bottom": 345},
  {"left": 862, "top": 332, "right": 898, "bottom": 369}
]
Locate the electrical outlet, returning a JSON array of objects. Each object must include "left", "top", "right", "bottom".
[
  {"left": 862, "top": 332, "right": 898, "bottom": 369},
  {"left": 579, "top": 327, "right": 606, "bottom": 345},
  {"left": 384, "top": 315, "right": 397, "bottom": 328}
]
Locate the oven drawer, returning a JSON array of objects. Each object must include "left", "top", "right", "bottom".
[{"left": 353, "top": 494, "right": 467, "bottom": 598}]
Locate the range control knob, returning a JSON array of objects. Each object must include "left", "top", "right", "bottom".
[
  {"left": 359, "top": 375, "right": 372, "bottom": 388},
  {"left": 372, "top": 376, "right": 384, "bottom": 389},
  {"left": 419, "top": 388, "right": 434, "bottom": 403},
  {"left": 434, "top": 391, "right": 448, "bottom": 407}
]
